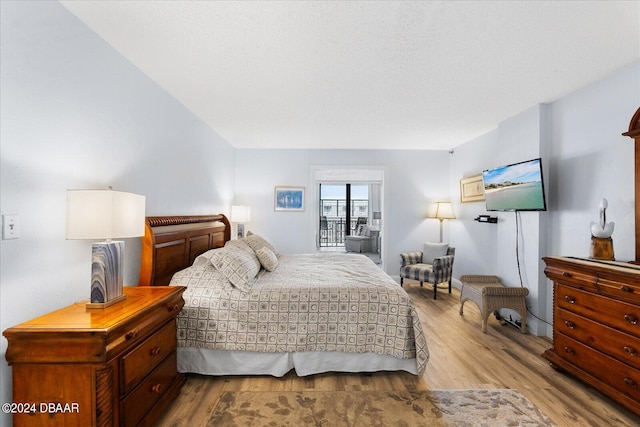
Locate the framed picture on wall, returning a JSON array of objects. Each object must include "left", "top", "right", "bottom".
[
  {"left": 460, "top": 175, "right": 485, "bottom": 203},
  {"left": 274, "top": 186, "right": 305, "bottom": 212}
]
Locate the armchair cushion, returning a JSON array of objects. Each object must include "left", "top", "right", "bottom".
[
  {"left": 422, "top": 242, "right": 449, "bottom": 264},
  {"left": 401, "top": 263, "right": 434, "bottom": 283},
  {"left": 345, "top": 235, "right": 372, "bottom": 253}
]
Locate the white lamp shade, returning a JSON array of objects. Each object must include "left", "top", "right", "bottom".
[
  {"left": 231, "top": 205, "right": 251, "bottom": 223},
  {"left": 66, "top": 189, "right": 146, "bottom": 240},
  {"left": 429, "top": 201, "right": 456, "bottom": 220}
]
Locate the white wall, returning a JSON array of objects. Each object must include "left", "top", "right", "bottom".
[
  {"left": 449, "top": 105, "right": 550, "bottom": 334},
  {"left": 546, "top": 61, "right": 639, "bottom": 334},
  {"left": 0, "top": 2, "right": 235, "bottom": 422},
  {"left": 548, "top": 61, "right": 638, "bottom": 261},
  {"left": 449, "top": 61, "right": 639, "bottom": 337},
  {"left": 234, "top": 149, "right": 451, "bottom": 275}
]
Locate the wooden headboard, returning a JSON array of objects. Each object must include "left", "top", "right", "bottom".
[{"left": 138, "top": 214, "right": 231, "bottom": 286}]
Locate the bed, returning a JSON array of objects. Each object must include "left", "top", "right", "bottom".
[{"left": 138, "top": 214, "right": 429, "bottom": 377}]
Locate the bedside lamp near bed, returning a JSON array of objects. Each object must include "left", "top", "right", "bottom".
[
  {"left": 231, "top": 205, "right": 251, "bottom": 239},
  {"left": 66, "top": 188, "right": 145, "bottom": 308}
]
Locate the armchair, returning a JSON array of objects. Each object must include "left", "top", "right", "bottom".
[
  {"left": 345, "top": 218, "right": 373, "bottom": 253},
  {"left": 400, "top": 243, "right": 455, "bottom": 299}
]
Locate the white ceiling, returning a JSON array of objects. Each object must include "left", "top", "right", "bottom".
[{"left": 59, "top": 1, "right": 640, "bottom": 150}]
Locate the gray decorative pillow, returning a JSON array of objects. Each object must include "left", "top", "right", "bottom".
[
  {"left": 245, "top": 232, "right": 279, "bottom": 257},
  {"left": 255, "top": 246, "right": 279, "bottom": 272},
  {"left": 210, "top": 247, "right": 259, "bottom": 292},
  {"left": 422, "top": 242, "right": 449, "bottom": 265},
  {"left": 356, "top": 225, "right": 369, "bottom": 236}
]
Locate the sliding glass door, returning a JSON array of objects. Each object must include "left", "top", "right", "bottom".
[{"left": 319, "top": 183, "right": 369, "bottom": 247}]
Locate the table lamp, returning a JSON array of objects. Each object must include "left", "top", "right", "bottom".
[
  {"left": 66, "top": 188, "right": 145, "bottom": 308},
  {"left": 373, "top": 211, "right": 382, "bottom": 228},
  {"left": 231, "top": 205, "right": 251, "bottom": 238}
]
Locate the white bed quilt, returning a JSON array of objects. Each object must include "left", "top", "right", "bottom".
[{"left": 170, "top": 253, "right": 429, "bottom": 375}]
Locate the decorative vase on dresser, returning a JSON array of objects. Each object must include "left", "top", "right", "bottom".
[
  {"left": 3, "top": 286, "right": 186, "bottom": 427},
  {"left": 543, "top": 256, "right": 640, "bottom": 416}
]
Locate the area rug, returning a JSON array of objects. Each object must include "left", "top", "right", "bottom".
[{"left": 207, "top": 388, "right": 556, "bottom": 426}]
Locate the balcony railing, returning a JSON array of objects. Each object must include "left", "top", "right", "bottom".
[
  {"left": 319, "top": 198, "right": 369, "bottom": 247},
  {"left": 319, "top": 217, "right": 365, "bottom": 247},
  {"left": 320, "top": 199, "right": 369, "bottom": 218}
]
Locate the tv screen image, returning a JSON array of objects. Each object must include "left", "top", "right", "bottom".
[{"left": 482, "top": 158, "right": 547, "bottom": 211}]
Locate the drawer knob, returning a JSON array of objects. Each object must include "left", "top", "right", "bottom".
[
  {"left": 125, "top": 329, "right": 140, "bottom": 340},
  {"left": 624, "top": 314, "right": 638, "bottom": 325},
  {"left": 564, "top": 295, "right": 576, "bottom": 304},
  {"left": 151, "top": 383, "right": 163, "bottom": 393},
  {"left": 561, "top": 271, "right": 573, "bottom": 278},
  {"left": 621, "top": 286, "right": 633, "bottom": 293},
  {"left": 167, "top": 303, "right": 181, "bottom": 313},
  {"left": 624, "top": 377, "right": 638, "bottom": 389},
  {"left": 563, "top": 346, "right": 575, "bottom": 355},
  {"left": 150, "top": 346, "right": 162, "bottom": 356},
  {"left": 624, "top": 346, "right": 637, "bottom": 356},
  {"left": 564, "top": 320, "right": 576, "bottom": 329}
]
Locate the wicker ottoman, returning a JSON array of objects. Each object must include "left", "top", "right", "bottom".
[{"left": 459, "top": 275, "right": 529, "bottom": 333}]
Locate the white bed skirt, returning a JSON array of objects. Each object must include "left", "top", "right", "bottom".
[{"left": 177, "top": 347, "right": 419, "bottom": 377}]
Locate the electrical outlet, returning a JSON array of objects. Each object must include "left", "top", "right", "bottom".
[{"left": 3, "top": 215, "right": 19, "bottom": 239}]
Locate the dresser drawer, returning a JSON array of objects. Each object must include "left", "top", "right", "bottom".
[
  {"left": 545, "top": 264, "right": 599, "bottom": 291},
  {"left": 120, "top": 320, "right": 177, "bottom": 395},
  {"left": 556, "top": 284, "right": 640, "bottom": 338},
  {"left": 595, "top": 278, "right": 640, "bottom": 305},
  {"left": 107, "top": 292, "right": 184, "bottom": 360},
  {"left": 556, "top": 307, "right": 640, "bottom": 370},
  {"left": 121, "top": 350, "right": 179, "bottom": 427},
  {"left": 555, "top": 333, "right": 640, "bottom": 401}
]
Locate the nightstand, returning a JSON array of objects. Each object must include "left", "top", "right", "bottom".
[{"left": 3, "top": 286, "right": 186, "bottom": 427}]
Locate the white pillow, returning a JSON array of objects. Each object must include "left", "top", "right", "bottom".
[
  {"left": 255, "top": 246, "right": 279, "bottom": 272},
  {"left": 422, "top": 242, "right": 449, "bottom": 265},
  {"left": 210, "top": 247, "right": 259, "bottom": 292}
]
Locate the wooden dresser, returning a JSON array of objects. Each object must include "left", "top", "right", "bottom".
[
  {"left": 543, "top": 256, "right": 640, "bottom": 415},
  {"left": 3, "top": 286, "right": 186, "bottom": 427}
]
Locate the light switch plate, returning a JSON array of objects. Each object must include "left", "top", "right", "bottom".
[{"left": 3, "top": 215, "right": 19, "bottom": 239}]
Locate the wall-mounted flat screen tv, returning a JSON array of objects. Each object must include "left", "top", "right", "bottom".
[{"left": 482, "top": 158, "right": 547, "bottom": 211}]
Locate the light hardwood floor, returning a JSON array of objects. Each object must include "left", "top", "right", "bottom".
[{"left": 156, "top": 283, "right": 640, "bottom": 426}]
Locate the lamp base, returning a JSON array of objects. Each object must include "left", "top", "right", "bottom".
[
  {"left": 86, "top": 294, "right": 127, "bottom": 309},
  {"left": 89, "top": 241, "right": 125, "bottom": 306}
]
